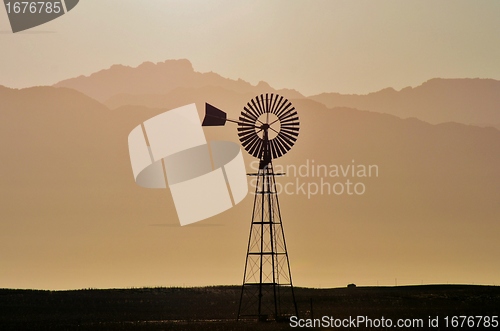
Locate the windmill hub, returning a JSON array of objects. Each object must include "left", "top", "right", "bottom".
[{"left": 254, "top": 112, "right": 282, "bottom": 140}]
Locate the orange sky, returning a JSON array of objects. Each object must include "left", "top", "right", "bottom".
[{"left": 1, "top": 1, "right": 500, "bottom": 95}]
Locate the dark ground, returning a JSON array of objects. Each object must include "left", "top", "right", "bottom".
[{"left": 1, "top": 285, "right": 499, "bottom": 330}]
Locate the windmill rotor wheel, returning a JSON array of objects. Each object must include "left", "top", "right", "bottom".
[{"left": 237, "top": 94, "right": 299, "bottom": 160}]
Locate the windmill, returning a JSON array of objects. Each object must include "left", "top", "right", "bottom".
[{"left": 202, "top": 93, "right": 299, "bottom": 321}]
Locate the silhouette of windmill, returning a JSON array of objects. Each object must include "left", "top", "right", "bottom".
[{"left": 202, "top": 93, "right": 299, "bottom": 321}]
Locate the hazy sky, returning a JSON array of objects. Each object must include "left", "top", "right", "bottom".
[
  {"left": 1, "top": 0, "right": 499, "bottom": 95},
  {"left": 2, "top": 1, "right": 500, "bottom": 292}
]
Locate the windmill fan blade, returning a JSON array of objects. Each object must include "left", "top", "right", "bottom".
[
  {"left": 264, "top": 94, "right": 271, "bottom": 114},
  {"left": 281, "top": 125, "right": 300, "bottom": 132},
  {"left": 275, "top": 101, "right": 292, "bottom": 119},
  {"left": 277, "top": 138, "right": 289, "bottom": 158},
  {"left": 280, "top": 125, "right": 299, "bottom": 136},
  {"left": 281, "top": 119, "right": 300, "bottom": 126},
  {"left": 280, "top": 126, "right": 299, "bottom": 137},
  {"left": 257, "top": 95, "right": 266, "bottom": 114},
  {"left": 278, "top": 108, "right": 296, "bottom": 122},
  {"left": 271, "top": 139, "right": 286, "bottom": 159},
  {"left": 242, "top": 133, "right": 259, "bottom": 152},
  {"left": 272, "top": 101, "right": 287, "bottom": 118},
  {"left": 281, "top": 128, "right": 299, "bottom": 139},
  {"left": 240, "top": 129, "right": 257, "bottom": 144},
  {"left": 278, "top": 106, "right": 296, "bottom": 118},
  {"left": 242, "top": 106, "right": 258, "bottom": 120},
  {"left": 271, "top": 138, "right": 285, "bottom": 158},
  {"left": 276, "top": 103, "right": 295, "bottom": 120},
  {"left": 244, "top": 105, "right": 260, "bottom": 122},
  {"left": 266, "top": 93, "right": 273, "bottom": 111},
  {"left": 280, "top": 116, "right": 300, "bottom": 125},
  {"left": 269, "top": 94, "right": 279, "bottom": 114},
  {"left": 248, "top": 138, "right": 264, "bottom": 158},
  {"left": 238, "top": 116, "right": 258, "bottom": 127},
  {"left": 271, "top": 95, "right": 285, "bottom": 115},
  {"left": 238, "top": 129, "right": 258, "bottom": 143},
  {"left": 276, "top": 134, "right": 293, "bottom": 152},
  {"left": 237, "top": 127, "right": 255, "bottom": 135},
  {"left": 250, "top": 99, "right": 264, "bottom": 117},
  {"left": 202, "top": 103, "right": 227, "bottom": 126},
  {"left": 269, "top": 139, "right": 280, "bottom": 159},
  {"left": 278, "top": 130, "right": 298, "bottom": 145},
  {"left": 237, "top": 124, "right": 255, "bottom": 132}
]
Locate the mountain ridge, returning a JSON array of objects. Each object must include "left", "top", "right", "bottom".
[
  {"left": 53, "top": 60, "right": 500, "bottom": 129},
  {"left": 53, "top": 59, "right": 304, "bottom": 103},
  {"left": 309, "top": 78, "right": 500, "bottom": 129}
]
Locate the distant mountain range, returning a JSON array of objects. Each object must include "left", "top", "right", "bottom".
[
  {"left": 2, "top": 72, "right": 500, "bottom": 289},
  {"left": 54, "top": 59, "right": 500, "bottom": 129},
  {"left": 54, "top": 59, "right": 304, "bottom": 104},
  {"left": 309, "top": 78, "right": 500, "bottom": 129}
]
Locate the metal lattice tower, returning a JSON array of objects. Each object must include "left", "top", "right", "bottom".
[
  {"left": 202, "top": 93, "right": 299, "bottom": 321},
  {"left": 237, "top": 161, "right": 298, "bottom": 320}
]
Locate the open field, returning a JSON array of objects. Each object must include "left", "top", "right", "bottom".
[{"left": 1, "top": 285, "right": 499, "bottom": 330}]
